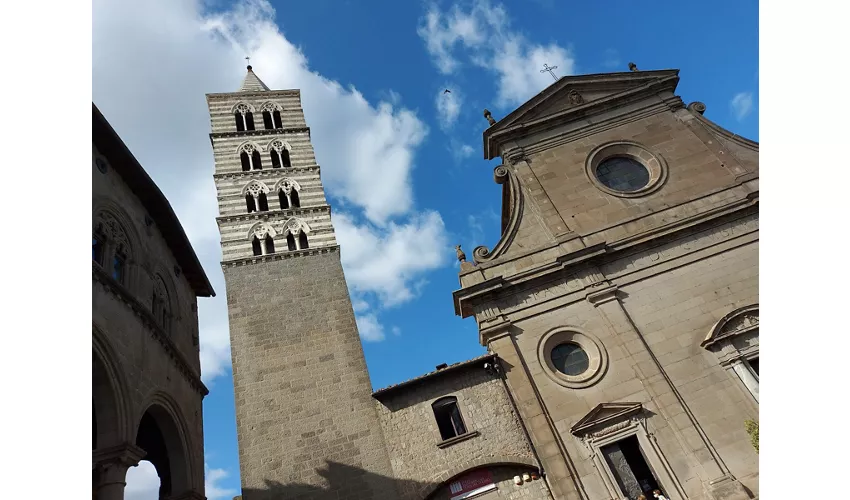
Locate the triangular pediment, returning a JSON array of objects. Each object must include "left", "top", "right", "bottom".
[
  {"left": 483, "top": 69, "right": 680, "bottom": 159},
  {"left": 570, "top": 402, "right": 644, "bottom": 436}
]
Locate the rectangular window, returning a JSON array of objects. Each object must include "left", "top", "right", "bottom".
[
  {"left": 433, "top": 398, "right": 467, "bottom": 440},
  {"left": 92, "top": 237, "right": 103, "bottom": 264},
  {"left": 112, "top": 253, "right": 126, "bottom": 283},
  {"left": 747, "top": 357, "right": 759, "bottom": 376}
]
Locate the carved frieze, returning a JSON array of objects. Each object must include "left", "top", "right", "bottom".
[{"left": 605, "top": 213, "right": 758, "bottom": 276}]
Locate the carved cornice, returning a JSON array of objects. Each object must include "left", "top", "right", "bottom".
[
  {"left": 207, "top": 89, "right": 302, "bottom": 99},
  {"left": 221, "top": 245, "right": 339, "bottom": 268},
  {"left": 216, "top": 205, "right": 331, "bottom": 224},
  {"left": 92, "top": 264, "right": 209, "bottom": 397},
  {"left": 209, "top": 126, "right": 311, "bottom": 141},
  {"left": 213, "top": 165, "right": 320, "bottom": 179}
]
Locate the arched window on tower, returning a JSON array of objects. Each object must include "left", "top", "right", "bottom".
[
  {"left": 273, "top": 110, "right": 282, "bottom": 129},
  {"left": 238, "top": 144, "right": 262, "bottom": 171},
  {"left": 268, "top": 140, "right": 292, "bottom": 169},
  {"left": 262, "top": 110, "right": 274, "bottom": 130},
  {"left": 283, "top": 218, "right": 311, "bottom": 252},
  {"left": 276, "top": 179, "right": 301, "bottom": 210},
  {"left": 249, "top": 223, "right": 276, "bottom": 257},
  {"left": 233, "top": 103, "right": 255, "bottom": 132},
  {"left": 243, "top": 181, "right": 271, "bottom": 213}
]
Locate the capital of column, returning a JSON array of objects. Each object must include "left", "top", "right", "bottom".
[
  {"left": 93, "top": 442, "right": 147, "bottom": 470},
  {"left": 585, "top": 285, "right": 620, "bottom": 307}
]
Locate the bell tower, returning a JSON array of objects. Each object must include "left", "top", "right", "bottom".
[{"left": 206, "top": 66, "right": 396, "bottom": 499}]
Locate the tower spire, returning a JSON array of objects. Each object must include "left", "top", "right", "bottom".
[{"left": 238, "top": 63, "right": 270, "bottom": 92}]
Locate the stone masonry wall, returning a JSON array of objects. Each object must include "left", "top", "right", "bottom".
[
  {"left": 374, "top": 365, "right": 543, "bottom": 500},
  {"left": 225, "top": 250, "right": 397, "bottom": 500}
]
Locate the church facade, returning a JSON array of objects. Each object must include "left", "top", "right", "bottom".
[{"left": 212, "top": 66, "right": 758, "bottom": 500}]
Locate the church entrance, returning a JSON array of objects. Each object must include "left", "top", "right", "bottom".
[{"left": 600, "top": 435, "right": 663, "bottom": 500}]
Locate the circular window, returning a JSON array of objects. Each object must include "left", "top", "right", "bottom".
[
  {"left": 595, "top": 157, "right": 649, "bottom": 192},
  {"left": 585, "top": 141, "right": 668, "bottom": 198},
  {"left": 551, "top": 343, "right": 589, "bottom": 376},
  {"left": 95, "top": 158, "right": 108, "bottom": 174},
  {"left": 538, "top": 328, "right": 608, "bottom": 389}
]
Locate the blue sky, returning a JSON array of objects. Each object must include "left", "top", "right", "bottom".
[{"left": 92, "top": 0, "right": 758, "bottom": 497}]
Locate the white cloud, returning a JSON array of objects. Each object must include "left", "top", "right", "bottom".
[
  {"left": 356, "top": 313, "right": 386, "bottom": 342},
  {"left": 124, "top": 461, "right": 159, "bottom": 500},
  {"left": 418, "top": 0, "right": 575, "bottom": 108},
  {"left": 731, "top": 92, "right": 754, "bottom": 121},
  {"left": 334, "top": 211, "right": 449, "bottom": 308},
  {"left": 93, "top": 0, "right": 447, "bottom": 377},
  {"left": 205, "top": 464, "right": 239, "bottom": 500},
  {"left": 436, "top": 86, "right": 462, "bottom": 129},
  {"left": 391, "top": 326, "right": 402, "bottom": 336}
]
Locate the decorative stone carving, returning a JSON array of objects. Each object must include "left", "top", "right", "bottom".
[
  {"left": 94, "top": 212, "right": 131, "bottom": 253},
  {"left": 688, "top": 101, "right": 707, "bottom": 115},
  {"left": 721, "top": 313, "right": 759, "bottom": 334},
  {"left": 283, "top": 217, "right": 311, "bottom": 236},
  {"left": 233, "top": 102, "right": 253, "bottom": 114},
  {"left": 455, "top": 245, "right": 466, "bottom": 263},
  {"left": 269, "top": 139, "right": 289, "bottom": 152},
  {"left": 702, "top": 304, "right": 759, "bottom": 349},
  {"left": 628, "top": 62, "right": 638, "bottom": 72},
  {"left": 275, "top": 178, "right": 300, "bottom": 195},
  {"left": 494, "top": 165, "right": 509, "bottom": 184},
  {"left": 243, "top": 180, "right": 270, "bottom": 197},
  {"left": 568, "top": 89, "right": 584, "bottom": 105},
  {"left": 260, "top": 101, "right": 282, "bottom": 112},
  {"left": 483, "top": 108, "right": 496, "bottom": 126},
  {"left": 248, "top": 222, "right": 276, "bottom": 240},
  {"left": 239, "top": 143, "right": 257, "bottom": 154}
]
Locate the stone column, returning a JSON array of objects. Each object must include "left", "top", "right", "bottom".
[
  {"left": 729, "top": 360, "right": 759, "bottom": 403},
  {"left": 93, "top": 443, "right": 146, "bottom": 500}
]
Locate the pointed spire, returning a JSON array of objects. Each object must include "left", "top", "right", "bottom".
[{"left": 239, "top": 65, "right": 271, "bottom": 92}]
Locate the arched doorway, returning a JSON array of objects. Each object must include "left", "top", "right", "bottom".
[{"left": 134, "top": 402, "right": 191, "bottom": 499}]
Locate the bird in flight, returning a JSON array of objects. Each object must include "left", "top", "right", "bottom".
[{"left": 443, "top": 89, "right": 451, "bottom": 94}]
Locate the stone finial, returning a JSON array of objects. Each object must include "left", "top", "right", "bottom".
[
  {"left": 483, "top": 109, "right": 496, "bottom": 126},
  {"left": 628, "top": 62, "right": 638, "bottom": 72},
  {"left": 455, "top": 244, "right": 467, "bottom": 263}
]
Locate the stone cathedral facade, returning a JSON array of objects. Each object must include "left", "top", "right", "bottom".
[{"left": 210, "top": 66, "right": 758, "bottom": 500}]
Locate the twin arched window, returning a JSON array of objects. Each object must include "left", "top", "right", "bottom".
[
  {"left": 239, "top": 141, "right": 292, "bottom": 171},
  {"left": 235, "top": 102, "right": 284, "bottom": 132},
  {"left": 242, "top": 180, "right": 301, "bottom": 213},
  {"left": 249, "top": 219, "right": 310, "bottom": 256},
  {"left": 234, "top": 103, "right": 255, "bottom": 132},
  {"left": 93, "top": 212, "right": 130, "bottom": 285}
]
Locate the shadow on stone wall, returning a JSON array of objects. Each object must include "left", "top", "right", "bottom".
[{"left": 235, "top": 460, "right": 434, "bottom": 500}]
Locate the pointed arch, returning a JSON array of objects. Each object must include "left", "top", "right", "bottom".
[
  {"left": 231, "top": 102, "right": 256, "bottom": 132},
  {"left": 260, "top": 102, "right": 283, "bottom": 130},
  {"left": 240, "top": 179, "right": 271, "bottom": 197},
  {"left": 230, "top": 102, "right": 256, "bottom": 114},
  {"left": 282, "top": 217, "right": 311, "bottom": 251},
  {"left": 93, "top": 323, "right": 132, "bottom": 447},
  {"left": 267, "top": 139, "right": 292, "bottom": 168},
  {"left": 93, "top": 203, "right": 140, "bottom": 286},
  {"left": 237, "top": 142, "right": 263, "bottom": 171},
  {"left": 247, "top": 221, "right": 277, "bottom": 241},
  {"left": 275, "top": 178, "right": 302, "bottom": 210},
  {"left": 134, "top": 391, "right": 197, "bottom": 496}
]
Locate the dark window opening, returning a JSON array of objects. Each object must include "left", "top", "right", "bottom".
[
  {"left": 596, "top": 157, "right": 650, "bottom": 192},
  {"left": 287, "top": 233, "right": 296, "bottom": 251},
  {"left": 240, "top": 152, "right": 251, "bottom": 171},
  {"left": 551, "top": 343, "right": 590, "bottom": 376},
  {"left": 271, "top": 151, "right": 281, "bottom": 168},
  {"left": 600, "top": 435, "right": 662, "bottom": 499},
  {"left": 246, "top": 195, "right": 256, "bottom": 213},
  {"left": 264, "top": 235, "right": 275, "bottom": 254},
  {"left": 298, "top": 231, "right": 309, "bottom": 250},
  {"left": 279, "top": 191, "right": 290, "bottom": 209},
  {"left": 432, "top": 397, "right": 467, "bottom": 440},
  {"left": 258, "top": 193, "right": 269, "bottom": 211},
  {"left": 281, "top": 149, "right": 292, "bottom": 168},
  {"left": 93, "top": 237, "right": 104, "bottom": 264},
  {"left": 252, "top": 236, "right": 262, "bottom": 256},
  {"left": 273, "top": 110, "right": 282, "bottom": 128},
  {"left": 251, "top": 150, "right": 262, "bottom": 170},
  {"left": 291, "top": 189, "right": 301, "bottom": 208},
  {"left": 245, "top": 112, "right": 255, "bottom": 131},
  {"left": 262, "top": 111, "right": 273, "bottom": 130},
  {"left": 747, "top": 357, "right": 759, "bottom": 376},
  {"left": 112, "top": 253, "right": 126, "bottom": 283},
  {"left": 235, "top": 113, "right": 245, "bottom": 132}
]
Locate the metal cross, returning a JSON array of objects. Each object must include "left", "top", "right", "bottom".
[
  {"left": 540, "top": 63, "right": 559, "bottom": 81},
  {"left": 245, "top": 56, "right": 251, "bottom": 66}
]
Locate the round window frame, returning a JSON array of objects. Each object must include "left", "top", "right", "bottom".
[
  {"left": 585, "top": 141, "right": 668, "bottom": 198},
  {"left": 538, "top": 327, "right": 608, "bottom": 389}
]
